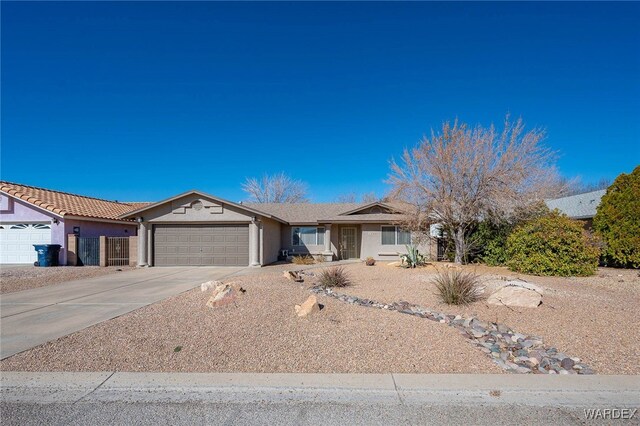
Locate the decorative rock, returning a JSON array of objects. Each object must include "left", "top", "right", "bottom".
[
  {"left": 283, "top": 270, "right": 303, "bottom": 282},
  {"left": 496, "top": 324, "right": 511, "bottom": 333},
  {"left": 294, "top": 295, "right": 320, "bottom": 317},
  {"left": 206, "top": 283, "right": 240, "bottom": 308},
  {"left": 487, "top": 285, "right": 542, "bottom": 308},
  {"left": 560, "top": 358, "right": 575, "bottom": 370},
  {"left": 306, "top": 284, "right": 593, "bottom": 376},
  {"left": 201, "top": 280, "right": 221, "bottom": 292}
]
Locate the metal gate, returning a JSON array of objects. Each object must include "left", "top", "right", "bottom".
[
  {"left": 78, "top": 237, "right": 100, "bottom": 266},
  {"left": 437, "top": 238, "right": 447, "bottom": 261},
  {"left": 107, "top": 237, "right": 129, "bottom": 266}
]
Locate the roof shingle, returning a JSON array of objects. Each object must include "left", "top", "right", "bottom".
[{"left": 545, "top": 190, "right": 606, "bottom": 219}]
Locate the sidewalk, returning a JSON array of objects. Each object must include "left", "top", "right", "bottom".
[
  {"left": 3, "top": 373, "right": 638, "bottom": 425},
  {"left": 2, "top": 372, "right": 639, "bottom": 406}
]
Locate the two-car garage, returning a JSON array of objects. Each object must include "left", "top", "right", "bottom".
[{"left": 153, "top": 224, "right": 249, "bottom": 266}]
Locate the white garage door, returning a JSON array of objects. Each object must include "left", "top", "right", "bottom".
[{"left": 0, "top": 223, "right": 52, "bottom": 264}]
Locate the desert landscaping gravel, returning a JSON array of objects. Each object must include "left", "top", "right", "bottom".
[
  {"left": 2, "top": 261, "right": 637, "bottom": 374},
  {"left": 336, "top": 262, "right": 640, "bottom": 375},
  {"left": 0, "top": 266, "right": 133, "bottom": 294},
  {"left": 0, "top": 265, "right": 499, "bottom": 374}
]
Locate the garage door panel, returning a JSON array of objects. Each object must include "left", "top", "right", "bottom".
[
  {"left": 154, "top": 224, "right": 249, "bottom": 266},
  {"left": 0, "top": 223, "right": 52, "bottom": 264}
]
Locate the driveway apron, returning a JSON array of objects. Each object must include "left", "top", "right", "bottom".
[{"left": 0, "top": 267, "right": 245, "bottom": 359}]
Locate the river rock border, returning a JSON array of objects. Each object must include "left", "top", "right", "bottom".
[{"left": 310, "top": 285, "right": 594, "bottom": 375}]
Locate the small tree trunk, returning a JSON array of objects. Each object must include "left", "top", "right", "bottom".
[{"left": 453, "top": 227, "right": 465, "bottom": 264}]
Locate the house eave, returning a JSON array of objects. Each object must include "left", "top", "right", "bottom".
[
  {"left": 118, "top": 190, "right": 287, "bottom": 224},
  {"left": 64, "top": 215, "right": 138, "bottom": 225},
  {"left": 0, "top": 190, "right": 65, "bottom": 219}
]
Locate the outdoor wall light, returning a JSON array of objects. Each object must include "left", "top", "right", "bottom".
[
  {"left": 52, "top": 218, "right": 59, "bottom": 225},
  {"left": 136, "top": 217, "right": 144, "bottom": 223}
]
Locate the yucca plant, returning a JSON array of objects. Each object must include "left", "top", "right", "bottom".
[
  {"left": 318, "top": 267, "right": 351, "bottom": 288},
  {"left": 433, "top": 269, "right": 482, "bottom": 305}
]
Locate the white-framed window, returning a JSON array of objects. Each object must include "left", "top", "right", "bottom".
[
  {"left": 292, "top": 227, "right": 325, "bottom": 246},
  {"left": 381, "top": 226, "right": 411, "bottom": 245}
]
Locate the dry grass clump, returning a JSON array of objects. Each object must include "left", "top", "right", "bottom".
[
  {"left": 318, "top": 267, "right": 351, "bottom": 288},
  {"left": 433, "top": 269, "right": 483, "bottom": 305},
  {"left": 292, "top": 255, "right": 316, "bottom": 265}
]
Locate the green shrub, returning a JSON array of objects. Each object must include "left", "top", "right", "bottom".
[
  {"left": 433, "top": 270, "right": 482, "bottom": 305},
  {"left": 593, "top": 166, "right": 640, "bottom": 268},
  {"left": 506, "top": 211, "right": 600, "bottom": 276},
  {"left": 318, "top": 267, "right": 351, "bottom": 288},
  {"left": 469, "top": 203, "right": 551, "bottom": 266},
  {"left": 469, "top": 221, "right": 512, "bottom": 266}
]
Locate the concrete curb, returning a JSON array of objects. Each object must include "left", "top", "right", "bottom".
[{"left": 2, "top": 372, "right": 639, "bottom": 406}]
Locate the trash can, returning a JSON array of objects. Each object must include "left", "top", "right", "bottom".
[{"left": 33, "top": 244, "right": 62, "bottom": 267}]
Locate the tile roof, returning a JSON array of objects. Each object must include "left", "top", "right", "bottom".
[
  {"left": 545, "top": 189, "right": 606, "bottom": 219},
  {"left": 0, "top": 181, "right": 145, "bottom": 221}
]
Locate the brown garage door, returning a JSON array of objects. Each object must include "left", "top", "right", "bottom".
[{"left": 153, "top": 225, "right": 249, "bottom": 266}]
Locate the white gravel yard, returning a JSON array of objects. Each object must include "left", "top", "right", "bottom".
[
  {"left": 2, "top": 261, "right": 637, "bottom": 375},
  {"left": 0, "top": 266, "right": 133, "bottom": 294}
]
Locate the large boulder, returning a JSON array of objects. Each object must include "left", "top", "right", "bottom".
[
  {"left": 487, "top": 280, "right": 543, "bottom": 308},
  {"left": 294, "top": 295, "right": 320, "bottom": 317},
  {"left": 206, "top": 282, "right": 245, "bottom": 308}
]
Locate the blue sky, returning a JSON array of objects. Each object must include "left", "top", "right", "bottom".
[{"left": 2, "top": 2, "right": 638, "bottom": 202}]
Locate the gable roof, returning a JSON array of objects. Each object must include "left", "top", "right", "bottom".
[
  {"left": 545, "top": 189, "right": 606, "bottom": 219},
  {"left": 120, "top": 190, "right": 288, "bottom": 223},
  {"left": 0, "top": 181, "right": 145, "bottom": 221}
]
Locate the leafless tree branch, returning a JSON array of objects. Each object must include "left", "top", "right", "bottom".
[
  {"left": 242, "top": 172, "right": 308, "bottom": 203},
  {"left": 387, "top": 115, "right": 565, "bottom": 264}
]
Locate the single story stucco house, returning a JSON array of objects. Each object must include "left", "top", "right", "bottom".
[
  {"left": 0, "top": 181, "right": 141, "bottom": 265},
  {"left": 121, "top": 190, "right": 429, "bottom": 267}
]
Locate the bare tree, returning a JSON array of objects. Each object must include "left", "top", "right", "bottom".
[
  {"left": 335, "top": 192, "right": 358, "bottom": 203},
  {"left": 335, "top": 192, "right": 379, "bottom": 203},
  {"left": 242, "top": 172, "right": 308, "bottom": 203},
  {"left": 387, "top": 116, "right": 563, "bottom": 264},
  {"left": 562, "top": 177, "right": 611, "bottom": 196},
  {"left": 361, "top": 192, "right": 378, "bottom": 203}
]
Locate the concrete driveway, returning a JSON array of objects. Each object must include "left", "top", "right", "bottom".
[{"left": 0, "top": 267, "right": 245, "bottom": 359}]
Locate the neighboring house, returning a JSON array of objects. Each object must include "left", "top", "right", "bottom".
[
  {"left": 545, "top": 189, "right": 606, "bottom": 228},
  {"left": 0, "top": 182, "right": 141, "bottom": 265},
  {"left": 120, "top": 190, "right": 429, "bottom": 267}
]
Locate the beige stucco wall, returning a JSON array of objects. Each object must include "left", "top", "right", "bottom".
[
  {"left": 134, "top": 194, "right": 281, "bottom": 267},
  {"left": 360, "top": 223, "right": 431, "bottom": 261},
  {"left": 260, "top": 218, "right": 281, "bottom": 265},
  {"left": 140, "top": 194, "right": 255, "bottom": 223}
]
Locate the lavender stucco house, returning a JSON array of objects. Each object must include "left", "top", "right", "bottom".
[{"left": 0, "top": 182, "right": 142, "bottom": 265}]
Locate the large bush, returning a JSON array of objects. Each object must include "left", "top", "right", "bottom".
[
  {"left": 469, "top": 221, "right": 512, "bottom": 266},
  {"left": 506, "top": 211, "right": 600, "bottom": 276},
  {"left": 469, "top": 203, "right": 551, "bottom": 266},
  {"left": 593, "top": 166, "right": 640, "bottom": 268}
]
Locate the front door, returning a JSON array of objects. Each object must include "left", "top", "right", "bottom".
[{"left": 340, "top": 227, "right": 357, "bottom": 259}]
